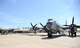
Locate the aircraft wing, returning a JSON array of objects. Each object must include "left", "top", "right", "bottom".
[
  {"left": 75, "top": 25, "right": 80, "bottom": 28},
  {"left": 62, "top": 24, "right": 70, "bottom": 30}
]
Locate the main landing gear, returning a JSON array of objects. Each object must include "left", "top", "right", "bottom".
[{"left": 69, "top": 31, "right": 76, "bottom": 37}]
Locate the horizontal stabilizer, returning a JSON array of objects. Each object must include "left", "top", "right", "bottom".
[
  {"left": 63, "top": 25, "right": 70, "bottom": 26},
  {"left": 62, "top": 27, "right": 69, "bottom": 30}
]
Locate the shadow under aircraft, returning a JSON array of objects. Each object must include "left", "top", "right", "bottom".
[
  {"left": 63, "top": 17, "right": 80, "bottom": 37},
  {"left": 41, "top": 35, "right": 63, "bottom": 39}
]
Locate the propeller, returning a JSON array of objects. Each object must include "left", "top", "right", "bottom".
[
  {"left": 30, "top": 23, "right": 37, "bottom": 30},
  {"left": 30, "top": 23, "right": 38, "bottom": 34},
  {"left": 39, "top": 23, "right": 48, "bottom": 32}
]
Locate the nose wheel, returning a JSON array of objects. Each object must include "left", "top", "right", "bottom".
[{"left": 47, "top": 31, "right": 52, "bottom": 38}]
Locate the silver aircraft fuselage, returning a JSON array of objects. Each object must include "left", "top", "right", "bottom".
[{"left": 46, "top": 21, "right": 63, "bottom": 34}]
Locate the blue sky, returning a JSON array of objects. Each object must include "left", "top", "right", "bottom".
[{"left": 0, "top": 0, "right": 80, "bottom": 28}]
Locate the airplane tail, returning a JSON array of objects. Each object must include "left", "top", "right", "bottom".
[{"left": 63, "top": 20, "right": 69, "bottom": 26}]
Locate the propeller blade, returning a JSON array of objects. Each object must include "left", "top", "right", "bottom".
[
  {"left": 30, "top": 23, "right": 33, "bottom": 27},
  {"left": 34, "top": 24, "right": 37, "bottom": 27},
  {"left": 40, "top": 23, "right": 44, "bottom": 27},
  {"left": 72, "top": 17, "right": 74, "bottom": 24}
]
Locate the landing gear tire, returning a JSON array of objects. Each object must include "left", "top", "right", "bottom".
[
  {"left": 69, "top": 32, "right": 71, "bottom": 37},
  {"left": 69, "top": 32, "right": 77, "bottom": 37},
  {"left": 71, "top": 33, "right": 73, "bottom": 37},
  {"left": 48, "top": 32, "right": 52, "bottom": 38},
  {"left": 74, "top": 32, "right": 76, "bottom": 37}
]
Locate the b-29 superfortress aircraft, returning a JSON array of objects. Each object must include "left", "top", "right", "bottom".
[{"left": 40, "top": 17, "right": 80, "bottom": 38}]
